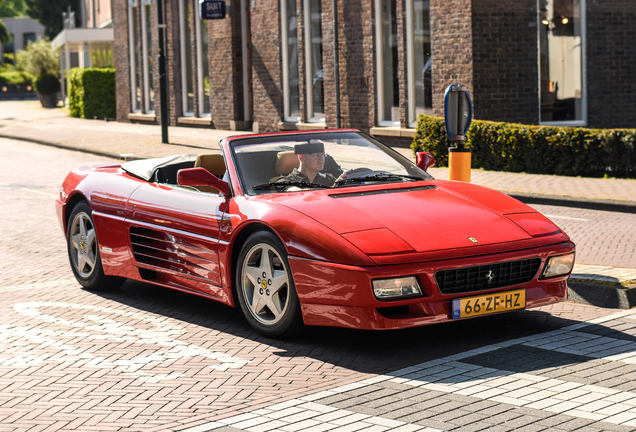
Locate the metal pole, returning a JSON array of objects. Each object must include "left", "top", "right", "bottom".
[
  {"left": 157, "top": 0, "right": 169, "bottom": 143},
  {"left": 332, "top": 0, "right": 340, "bottom": 128}
]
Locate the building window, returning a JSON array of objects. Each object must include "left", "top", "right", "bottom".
[
  {"left": 179, "top": 0, "right": 194, "bottom": 116},
  {"left": 128, "top": 0, "right": 142, "bottom": 112},
  {"left": 375, "top": 0, "right": 399, "bottom": 126},
  {"left": 539, "top": 0, "right": 585, "bottom": 125},
  {"left": 23, "top": 33, "right": 37, "bottom": 48},
  {"left": 407, "top": 0, "right": 432, "bottom": 127},
  {"left": 281, "top": 0, "right": 300, "bottom": 121},
  {"left": 304, "top": 0, "right": 324, "bottom": 122},
  {"left": 195, "top": 7, "right": 210, "bottom": 116},
  {"left": 140, "top": 0, "right": 154, "bottom": 112}
]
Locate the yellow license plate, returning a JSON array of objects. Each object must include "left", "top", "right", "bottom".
[{"left": 452, "top": 289, "right": 526, "bottom": 319}]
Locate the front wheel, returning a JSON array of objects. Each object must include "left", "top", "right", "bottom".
[
  {"left": 235, "top": 231, "right": 303, "bottom": 338},
  {"left": 67, "top": 201, "right": 124, "bottom": 291}
]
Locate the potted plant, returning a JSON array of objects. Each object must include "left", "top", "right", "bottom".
[{"left": 35, "top": 73, "right": 60, "bottom": 108}]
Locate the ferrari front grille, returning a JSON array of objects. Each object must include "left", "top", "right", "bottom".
[{"left": 435, "top": 257, "right": 542, "bottom": 295}]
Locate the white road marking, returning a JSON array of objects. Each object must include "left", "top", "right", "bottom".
[
  {"left": 182, "top": 310, "right": 636, "bottom": 431},
  {"left": 544, "top": 214, "right": 589, "bottom": 221},
  {"left": 0, "top": 302, "right": 250, "bottom": 381}
]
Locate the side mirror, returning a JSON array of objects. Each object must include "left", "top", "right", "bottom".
[
  {"left": 177, "top": 167, "right": 231, "bottom": 196},
  {"left": 416, "top": 152, "right": 435, "bottom": 172}
]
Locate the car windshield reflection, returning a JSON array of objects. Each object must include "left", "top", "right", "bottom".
[{"left": 230, "top": 131, "right": 433, "bottom": 195}]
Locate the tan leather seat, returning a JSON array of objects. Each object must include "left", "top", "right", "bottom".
[
  {"left": 275, "top": 151, "right": 300, "bottom": 176},
  {"left": 194, "top": 153, "right": 226, "bottom": 193}
]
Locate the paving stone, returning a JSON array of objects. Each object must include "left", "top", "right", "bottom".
[{"left": 0, "top": 135, "right": 632, "bottom": 432}]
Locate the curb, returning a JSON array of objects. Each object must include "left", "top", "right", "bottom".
[
  {"left": 509, "top": 193, "right": 636, "bottom": 215},
  {"left": 568, "top": 280, "right": 636, "bottom": 309},
  {"left": 0, "top": 133, "right": 144, "bottom": 161}
]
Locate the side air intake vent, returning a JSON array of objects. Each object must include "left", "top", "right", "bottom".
[{"left": 130, "top": 226, "right": 218, "bottom": 282}]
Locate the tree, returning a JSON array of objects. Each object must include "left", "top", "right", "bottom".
[
  {"left": 0, "top": 0, "right": 14, "bottom": 47},
  {"left": 0, "top": 20, "right": 10, "bottom": 47},
  {"left": 25, "top": 0, "right": 80, "bottom": 39},
  {"left": 0, "top": 0, "right": 28, "bottom": 17},
  {"left": 15, "top": 37, "right": 59, "bottom": 76}
]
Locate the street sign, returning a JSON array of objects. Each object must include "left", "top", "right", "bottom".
[
  {"left": 443, "top": 84, "right": 473, "bottom": 142},
  {"left": 200, "top": 0, "right": 226, "bottom": 19}
]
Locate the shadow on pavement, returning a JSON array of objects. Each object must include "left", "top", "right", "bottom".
[{"left": 90, "top": 279, "right": 604, "bottom": 376}]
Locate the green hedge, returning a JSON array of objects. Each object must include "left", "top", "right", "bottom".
[
  {"left": 68, "top": 67, "right": 116, "bottom": 119},
  {"left": 411, "top": 115, "right": 636, "bottom": 178},
  {"left": 0, "top": 70, "right": 34, "bottom": 86}
]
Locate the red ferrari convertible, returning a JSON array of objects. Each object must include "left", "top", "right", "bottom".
[{"left": 56, "top": 130, "right": 575, "bottom": 337}]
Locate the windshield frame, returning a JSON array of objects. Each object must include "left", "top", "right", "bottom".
[{"left": 227, "top": 130, "right": 434, "bottom": 196}]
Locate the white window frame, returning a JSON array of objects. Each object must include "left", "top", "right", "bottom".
[
  {"left": 304, "top": 0, "right": 324, "bottom": 123},
  {"left": 195, "top": 5, "right": 210, "bottom": 117},
  {"left": 241, "top": 0, "right": 251, "bottom": 121},
  {"left": 140, "top": 0, "right": 153, "bottom": 113},
  {"left": 281, "top": 0, "right": 300, "bottom": 122},
  {"left": 179, "top": 0, "right": 194, "bottom": 116},
  {"left": 406, "top": 0, "right": 431, "bottom": 127},
  {"left": 128, "top": 0, "right": 141, "bottom": 113},
  {"left": 537, "top": 0, "right": 587, "bottom": 127},
  {"left": 375, "top": 0, "right": 400, "bottom": 127}
]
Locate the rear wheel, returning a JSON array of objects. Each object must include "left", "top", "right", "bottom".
[
  {"left": 67, "top": 202, "right": 124, "bottom": 291},
  {"left": 236, "top": 231, "right": 303, "bottom": 338}
]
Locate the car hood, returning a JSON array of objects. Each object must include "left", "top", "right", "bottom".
[{"left": 266, "top": 182, "right": 543, "bottom": 254}]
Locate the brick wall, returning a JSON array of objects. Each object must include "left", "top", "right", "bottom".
[
  {"left": 251, "top": 0, "right": 284, "bottom": 133},
  {"left": 208, "top": 0, "right": 245, "bottom": 129},
  {"left": 587, "top": 0, "right": 636, "bottom": 128},
  {"left": 430, "top": 0, "right": 473, "bottom": 118},
  {"left": 472, "top": 0, "right": 538, "bottom": 124},
  {"left": 339, "top": 0, "right": 375, "bottom": 131},
  {"left": 113, "top": 0, "right": 130, "bottom": 121}
]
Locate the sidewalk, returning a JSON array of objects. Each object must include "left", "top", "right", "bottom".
[{"left": 1, "top": 100, "right": 635, "bottom": 300}]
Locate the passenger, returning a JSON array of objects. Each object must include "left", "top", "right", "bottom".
[{"left": 278, "top": 141, "right": 342, "bottom": 186}]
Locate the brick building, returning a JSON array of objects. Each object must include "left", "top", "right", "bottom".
[{"left": 113, "top": 0, "right": 636, "bottom": 147}]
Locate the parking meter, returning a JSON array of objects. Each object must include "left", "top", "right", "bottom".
[{"left": 444, "top": 85, "right": 473, "bottom": 182}]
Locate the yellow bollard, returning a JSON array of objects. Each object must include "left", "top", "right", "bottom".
[{"left": 449, "top": 149, "right": 472, "bottom": 182}]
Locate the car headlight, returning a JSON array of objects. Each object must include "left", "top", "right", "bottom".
[
  {"left": 541, "top": 253, "right": 575, "bottom": 279},
  {"left": 373, "top": 276, "right": 422, "bottom": 300}
]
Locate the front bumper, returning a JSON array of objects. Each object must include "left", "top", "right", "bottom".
[{"left": 289, "top": 241, "right": 574, "bottom": 330}]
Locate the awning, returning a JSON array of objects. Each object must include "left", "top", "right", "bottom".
[{"left": 51, "top": 28, "right": 114, "bottom": 50}]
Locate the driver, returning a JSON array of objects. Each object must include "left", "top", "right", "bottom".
[{"left": 278, "top": 140, "right": 341, "bottom": 186}]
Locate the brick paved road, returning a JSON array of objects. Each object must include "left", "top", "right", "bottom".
[
  {"left": 528, "top": 205, "right": 636, "bottom": 269},
  {"left": 0, "top": 138, "right": 633, "bottom": 431}
]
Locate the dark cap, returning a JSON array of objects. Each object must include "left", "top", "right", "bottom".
[{"left": 294, "top": 140, "right": 324, "bottom": 154}]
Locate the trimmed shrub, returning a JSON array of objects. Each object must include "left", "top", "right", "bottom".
[
  {"left": 411, "top": 115, "right": 636, "bottom": 179},
  {"left": 68, "top": 67, "right": 116, "bottom": 119},
  {"left": 34, "top": 73, "right": 60, "bottom": 94}
]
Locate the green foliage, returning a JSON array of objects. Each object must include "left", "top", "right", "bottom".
[
  {"left": 25, "top": 0, "right": 80, "bottom": 39},
  {"left": 0, "top": 0, "right": 28, "bottom": 17},
  {"left": 0, "top": 69, "right": 33, "bottom": 85},
  {"left": 15, "top": 38, "right": 59, "bottom": 76},
  {"left": 411, "top": 115, "right": 636, "bottom": 179},
  {"left": 68, "top": 67, "right": 116, "bottom": 119},
  {"left": 0, "top": 19, "right": 11, "bottom": 46},
  {"left": 34, "top": 72, "right": 60, "bottom": 94}
]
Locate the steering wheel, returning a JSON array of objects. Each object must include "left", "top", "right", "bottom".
[{"left": 344, "top": 168, "right": 388, "bottom": 178}]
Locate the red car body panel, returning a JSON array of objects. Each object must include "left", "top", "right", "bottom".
[{"left": 56, "top": 130, "right": 575, "bottom": 330}]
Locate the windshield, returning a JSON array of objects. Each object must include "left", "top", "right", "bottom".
[{"left": 230, "top": 131, "right": 434, "bottom": 195}]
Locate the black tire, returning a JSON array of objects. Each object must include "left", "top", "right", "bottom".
[
  {"left": 66, "top": 201, "right": 125, "bottom": 291},
  {"left": 235, "top": 231, "right": 304, "bottom": 338}
]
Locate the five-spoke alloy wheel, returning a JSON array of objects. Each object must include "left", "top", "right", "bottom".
[
  {"left": 236, "top": 231, "right": 302, "bottom": 338},
  {"left": 67, "top": 201, "right": 123, "bottom": 290}
]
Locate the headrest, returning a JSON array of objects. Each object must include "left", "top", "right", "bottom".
[
  {"left": 294, "top": 140, "right": 324, "bottom": 154},
  {"left": 194, "top": 153, "right": 226, "bottom": 177},
  {"left": 275, "top": 151, "right": 300, "bottom": 175}
]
